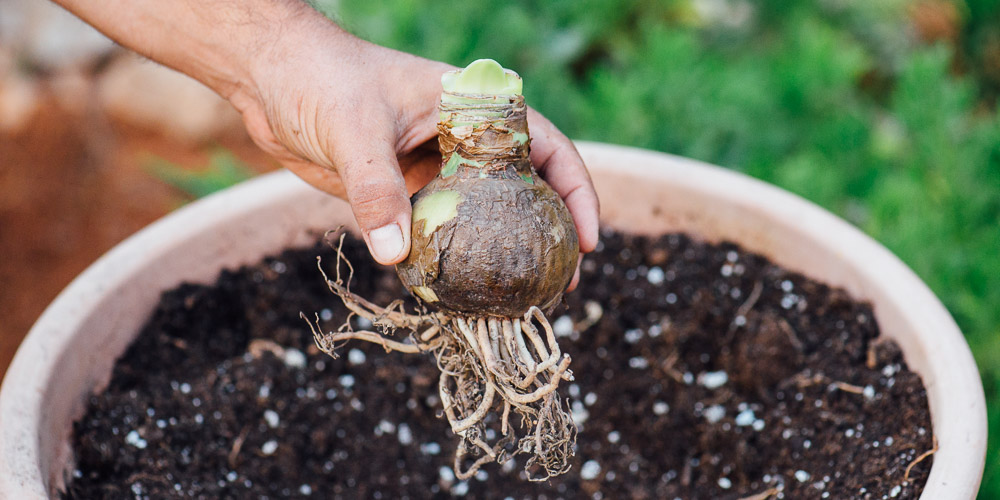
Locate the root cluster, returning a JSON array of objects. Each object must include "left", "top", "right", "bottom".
[{"left": 305, "top": 235, "right": 576, "bottom": 481}]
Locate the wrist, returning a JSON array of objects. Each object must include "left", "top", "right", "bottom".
[
  {"left": 214, "top": 1, "right": 330, "bottom": 99},
  {"left": 230, "top": 5, "right": 363, "bottom": 115}
]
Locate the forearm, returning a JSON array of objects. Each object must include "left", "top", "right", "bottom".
[{"left": 52, "top": 0, "right": 337, "bottom": 98}]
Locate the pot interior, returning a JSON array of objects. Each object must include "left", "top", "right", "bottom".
[{"left": 0, "top": 142, "right": 984, "bottom": 498}]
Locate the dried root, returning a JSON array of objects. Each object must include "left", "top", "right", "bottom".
[{"left": 305, "top": 234, "right": 576, "bottom": 481}]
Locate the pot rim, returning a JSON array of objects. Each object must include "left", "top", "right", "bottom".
[{"left": 0, "top": 141, "right": 986, "bottom": 498}]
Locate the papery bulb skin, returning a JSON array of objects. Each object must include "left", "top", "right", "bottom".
[{"left": 396, "top": 62, "right": 578, "bottom": 317}]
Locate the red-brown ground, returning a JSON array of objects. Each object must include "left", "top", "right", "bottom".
[{"left": 0, "top": 81, "right": 275, "bottom": 378}]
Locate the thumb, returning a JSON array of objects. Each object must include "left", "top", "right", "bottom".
[{"left": 335, "top": 135, "right": 413, "bottom": 266}]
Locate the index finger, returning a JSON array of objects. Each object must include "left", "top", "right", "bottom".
[{"left": 527, "top": 107, "right": 600, "bottom": 253}]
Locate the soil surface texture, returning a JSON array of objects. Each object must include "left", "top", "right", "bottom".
[{"left": 66, "top": 231, "right": 934, "bottom": 499}]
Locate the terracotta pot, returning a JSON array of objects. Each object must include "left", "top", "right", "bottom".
[{"left": 0, "top": 142, "right": 986, "bottom": 497}]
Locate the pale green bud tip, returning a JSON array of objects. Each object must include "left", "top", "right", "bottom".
[{"left": 441, "top": 59, "right": 522, "bottom": 96}]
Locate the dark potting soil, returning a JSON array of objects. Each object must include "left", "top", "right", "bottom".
[{"left": 65, "top": 231, "right": 934, "bottom": 500}]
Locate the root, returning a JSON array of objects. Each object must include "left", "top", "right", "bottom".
[
  {"left": 306, "top": 315, "right": 426, "bottom": 355},
  {"left": 904, "top": 436, "right": 938, "bottom": 482},
  {"left": 738, "top": 488, "right": 782, "bottom": 500},
  {"left": 526, "top": 394, "right": 576, "bottom": 480},
  {"left": 306, "top": 233, "right": 576, "bottom": 481},
  {"left": 441, "top": 373, "right": 495, "bottom": 434}
]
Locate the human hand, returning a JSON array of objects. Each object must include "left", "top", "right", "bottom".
[{"left": 226, "top": 21, "right": 599, "bottom": 287}]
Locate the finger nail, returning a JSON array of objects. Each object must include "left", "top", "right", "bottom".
[{"left": 367, "top": 223, "right": 405, "bottom": 264}]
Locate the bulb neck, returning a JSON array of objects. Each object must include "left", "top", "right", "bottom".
[{"left": 436, "top": 92, "right": 530, "bottom": 178}]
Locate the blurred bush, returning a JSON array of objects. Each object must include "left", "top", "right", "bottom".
[
  {"left": 146, "top": 150, "right": 253, "bottom": 200},
  {"left": 312, "top": 0, "right": 999, "bottom": 494}
]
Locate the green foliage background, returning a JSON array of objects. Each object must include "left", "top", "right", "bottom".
[{"left": 311, "top": 0, "right": 1000, "bottom": 495}]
